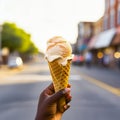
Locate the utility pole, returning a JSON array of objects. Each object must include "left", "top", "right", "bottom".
[{"left": 0, "top": 24, "right": 3, "bottom": 66}]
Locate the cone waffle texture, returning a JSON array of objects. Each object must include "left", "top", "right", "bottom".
[
  {"left": 47, "top": 59, "right": 71, "bottom": 112},
  {"left": 48, "top": 59, "right": 71, "bottom": 92}
]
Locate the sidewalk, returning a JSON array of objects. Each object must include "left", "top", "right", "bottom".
[
  {"left": 0, "top": 65, "right": 25, "bottom": 79},
  {"left": 0, "top": 57, "right": 45, "bottom": 84}
]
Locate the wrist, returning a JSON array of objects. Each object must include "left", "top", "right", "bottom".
[
  {"left": 35, "top": 113, "right": 45, "bottom": 120},
  {"left": 35, "top": 115, "right": 61, "bottom": 120}
]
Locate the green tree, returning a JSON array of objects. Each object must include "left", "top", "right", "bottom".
[
  {"left": 2, "top": 22, "right": 39, "bottom": 54},
  {"left": 25, "top": 42, "right": 39, "bottom": 54}
]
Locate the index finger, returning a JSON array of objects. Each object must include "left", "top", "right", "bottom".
[{"left": 45, "top": 83, "right": 55, "bottom": 95}]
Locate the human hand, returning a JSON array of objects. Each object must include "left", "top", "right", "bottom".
[{"left": 35, "top": 83, "right": 72, "bottom": 120}]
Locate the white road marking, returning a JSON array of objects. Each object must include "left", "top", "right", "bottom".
[
  {"left": 70, "top": 75, "right": 82, "bottom": 81},
  {"left": 0, "top": 75, "right": 52, "bottom": 85}
]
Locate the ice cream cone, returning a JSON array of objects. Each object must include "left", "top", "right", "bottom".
[
  {"left": 45, "top": 36, "right": 73, "bottom": 112},
  {"left": 48, "top": 59, "right": 72, "bottom": 112}
]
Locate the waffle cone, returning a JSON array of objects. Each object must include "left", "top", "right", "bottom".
[{"left": 48, "top": 59, "right": 72, "bottom": 112}]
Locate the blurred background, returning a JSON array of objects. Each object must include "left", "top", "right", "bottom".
[{"left": 0, "top": 0, "right": 120, "bottom": 120}]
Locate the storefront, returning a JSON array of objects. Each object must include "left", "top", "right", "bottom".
[
  {"left": 110, "top": 29, "right": 120, "bottom": 69},
  {"left": 88, "top": 28, "right": 118, "bottom": 68}
]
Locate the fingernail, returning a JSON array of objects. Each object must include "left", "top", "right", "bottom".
[
  {"left": 64, "top": 105, "right": 67, "bottom": 109},
  {"left": 64, "top": 104, "right": 70, "bottom": 110},
  {"left": 62, "top": 88, "right": 70, "bottom": 94}
]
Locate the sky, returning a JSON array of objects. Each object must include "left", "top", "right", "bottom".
[{"left": 0, "top": 0, "right": 105, "bottom": 53}]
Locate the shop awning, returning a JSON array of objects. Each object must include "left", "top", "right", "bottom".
[
  {"left": 94, "top": 28, "right": 116, "bottom": 49},
  {"left": 88, "top": 35, "right": 98, "bottom": 49},
  {"left": 111, "top": 34, "right": 120, "bottom": 45},
  {"left": 111, "top": 26, "right": 120, "bottom": 45}
]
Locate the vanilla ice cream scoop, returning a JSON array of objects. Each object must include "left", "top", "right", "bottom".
[{"left": 45, "top": 36, "right": 73, "bottom": 65}]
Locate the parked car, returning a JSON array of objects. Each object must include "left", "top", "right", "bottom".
[
  {"left": 8, "top": 56, "right": 23, "bottom": 68},
  {"left": 72, "top": 54, "right": 85, "bottom": 65}
]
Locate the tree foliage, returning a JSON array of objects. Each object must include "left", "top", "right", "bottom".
[
  {"left": 2, "top": 22, "right": 39, "bottom": 54},
  {"left": 25, "top": 42, "right": 39, "bottom": 54}
]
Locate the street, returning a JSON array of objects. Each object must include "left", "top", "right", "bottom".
[{"left": 0, "top": 57, "right": 120, "bottom": 120}]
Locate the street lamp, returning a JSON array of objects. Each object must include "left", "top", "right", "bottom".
[{"left": 0, "top": 24, "right": 3, "bottom": 65}]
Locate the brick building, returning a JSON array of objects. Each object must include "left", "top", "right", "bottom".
[{"left": 75, "top": 0, "right": 120, "bottom": 69}]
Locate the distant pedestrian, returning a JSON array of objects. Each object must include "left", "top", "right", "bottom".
[
  {"left": 117, "top": 58, "right": 120, "bottom": 69},
  {"left": 0, "top": 58, "right": 2, "bottom": 68},
  {"left": 85, "top": 51, "right": 93, "bottom": 68},
  {"left": 103, "top": 54, "right": 110, "bottom": 67}
]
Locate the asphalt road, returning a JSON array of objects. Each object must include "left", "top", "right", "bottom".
[{"left": 0, "top": 58, "right": 120, "bottom": 120}]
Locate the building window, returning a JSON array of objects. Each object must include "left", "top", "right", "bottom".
[
  {"left": 79, "top": 23, "right": 84, "bottom": 37},
  {"left": 105, "top": 0, "right": 109, "bottom": 11},
  {"left": 117, "top": 4, "right": 120, "bottom": 25},
  {"left": 110, "top": 0, "right": 115, "bottom": 7},
  {"left": 110, "top": 9, "right": 115, "bottom": 28},
  {"left": 103, "top": 15, "right": 108, "bottom": 30}
]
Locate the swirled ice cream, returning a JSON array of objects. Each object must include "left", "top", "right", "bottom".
[{"left": 45, "top": 36, "right": 73, "bottom": 65}]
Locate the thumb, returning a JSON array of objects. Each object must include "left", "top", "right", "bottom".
[{"left": 48, "top": 88, "right": 70, "bottom": 103}]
